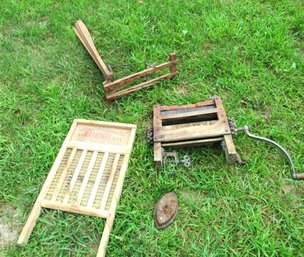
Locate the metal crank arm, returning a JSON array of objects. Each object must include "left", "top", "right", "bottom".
[{"left": 238, "top": 125, "right": 303, "bottom": 180}]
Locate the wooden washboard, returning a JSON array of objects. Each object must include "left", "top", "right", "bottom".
[{"left": 18, "top": 119, "right": 136, "bottom": 257}]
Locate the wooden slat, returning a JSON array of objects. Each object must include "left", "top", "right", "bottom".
[
  {"left": 97, "top": 154, "right": 130, "bottom": 257},
  {"left": 104, "top": 61, "right": 177, "bottom": 91},
  {"left": 74, "top": 27, "right": 101, "bottom": 72},
  {"left": 162, "top": 120, "right": 218, "bottom": 130},
  {"left": 222, "top": 135, "right": 237, "bottom": 164},
  {"left": 77, "top": 151, "right": 99, "bottom": 205},
  {"left": 106, "top": 72, "right": 176, "bottom": 100},
  {"left": 99, "top": 154, "right": 120, "bottom": 210},
  {"left": 74, "top": 20, "right": 112, "bottom": 80},
  {"left": 51, "top": 148, "right": 78, "bottom": 202},
  {"left": 162, "top": 137, "right": 223, "bottom": 147},
  {"left": 153, "top": 105, "right": 162, "bottom": 141},
  {"left": 74, "top": 119, "right": 137, "bottom": 129},
  {"left": 154, "top": 143, "right": 162, "bottom": 169},
  {"left": 67, "top": 141, "right": 130, "bottom": 154},
  {"left": 63, "top": 149, "right": 88, "bottom": 204},
  {"left": 160, "top": 107, "right": 218, "bottom": 121},
  {"left": 169, "top": 53, "right": 177, "bottom": 74},
  {"left": 153, "top": 105, "right": 162, "bottom": 129},
  {"left": 159, "top": 120, "right": 221, "bottom": 131},
  {"left": 127, "top": 126, "right": 137, "bottom": 151},
  {"left": 155, "top": 121, "right": 229, "bottom": 142},
  {"left": 87, "top": 153, "right": 109, "bottom": 208},
  {"left": 153, "top": 105, "right": 163, "bottom": 169},
  {"left": 41, "top": 200, "right": 109, "bottom": 218},
  {"left": 159, "top": 99, "right": 215, "bottom": 111}
]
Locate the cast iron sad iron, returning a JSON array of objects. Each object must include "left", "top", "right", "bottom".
[{"left": 154, "top": 192, "right": 178, "bottom": 229}]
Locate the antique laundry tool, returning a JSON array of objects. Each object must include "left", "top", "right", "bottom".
[
  {"left": 154, "top": 192, "right": 178, "bottom": 229},
  {"left": 150, "top": 96, "right": 303, "bottom": 180},
  {"left": 18, "top": 119, "right": 137, "bottom": 257},
  {"left": 151, "top": 96, "right": 242, "bottom": 168},
  {"left": 74, "top": 20, "right": 178, "bottom": 100}
]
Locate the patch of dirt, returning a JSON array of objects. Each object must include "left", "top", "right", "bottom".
[
  {"left": 145, "top": 118, "right": 152, "bottom": 129},
  {"left": 0, "top": 205, "right": 19, "bottom": 247},
  {"left": 175, "top": 83, "right": 189, "bottom": 95},
  {"left": 260, "top": 110, "right": 271, "bottom": 119},
  {"left": 180, "top": 189, "right": 206, "bottom": 202},
  {"left": 282, "top": 184, "right": 294, "bottom": 194}
]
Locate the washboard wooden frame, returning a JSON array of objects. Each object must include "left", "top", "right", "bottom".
[{"left": 18, "top": 119, "right": 136, "bottom": 257}]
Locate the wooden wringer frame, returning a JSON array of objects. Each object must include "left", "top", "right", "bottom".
[
  {"left": 74, "top": 20, "right": 178, "bottom": 100},
  {"left": 151, "top": 96, "right": 243, "bottom": 168}
]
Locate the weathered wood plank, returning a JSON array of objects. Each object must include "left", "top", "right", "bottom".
[
  {"left": 41, "top": 200, "right": 109, "bottom": 218},
  {"left": 160, "top": 107, "right": 218, "bottom": 121},
  {"left": 97, "top": 154, "right": 129, "bottom": 257},
  {"left": 222, "top": 135, "right": 237, "bottom": 164},
  {"left": 63, "top": 149, "right": 88, "bottom": 204},
  {"left": 74, "top": 20, "right": 113, "bottom": 80},
  {"left": 104, "top": 61, "right": 177, "bottom": 91},
  {"left": 76, "top": 151, "right": 99, "bottom": 205},
  {"left": 160, "top": 99, "right": 215, "bottom": 111},
  {"left": 99, "top": 154, "right": 120, "bottom": 210},
  {"left": 87, "top": 152, "right": 109, "bottom": 208},
  {"left": 106, "top": 72, "right": 176, "bottom": 100},
  {"left": 154, "top": 143, "right": 162, "bottom": 169},
  {"left": 155, "top": 121, "right": 228, "bottom": 142},
  {"left": 67, "top": 142, "right": 130, "bottom": 154},
  {"left": 162, "top": 137, "right": 223, "bottom": 147},
  {"left": 169, "top": 53, "right": 177, "bottom": 76}
]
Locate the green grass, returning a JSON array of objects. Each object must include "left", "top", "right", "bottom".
[{"left": 0, "top": 0, "right": 303, "bottom": 256}]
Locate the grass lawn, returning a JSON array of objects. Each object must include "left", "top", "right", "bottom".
[{"left": 0, "top": 0, "right": 303, "bottom": 256}]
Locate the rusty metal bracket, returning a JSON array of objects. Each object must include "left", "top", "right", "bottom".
[{"left": 162, "top": 149, "right": 191, "bottom": 168}]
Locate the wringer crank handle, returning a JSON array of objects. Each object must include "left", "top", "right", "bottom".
[{"left": 237, "top": 125, "right": 304, "bottom": 180}]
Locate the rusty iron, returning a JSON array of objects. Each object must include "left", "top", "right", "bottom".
[{"left": 154, "top": 192, "right": 178, "bottom": 229}]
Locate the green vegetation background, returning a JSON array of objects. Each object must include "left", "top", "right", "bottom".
[{"left": 0, "top": 0, "right": 303, "bottom": 256}]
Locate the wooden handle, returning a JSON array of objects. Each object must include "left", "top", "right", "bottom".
[
  {"left": 295, "top": 173, "right": 304, "bottom": 180},
  {"left": 74, "top": 20, "right": 113, "bottom": 80}
]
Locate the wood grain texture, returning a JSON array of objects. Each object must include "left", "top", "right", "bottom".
[
  {"left": 160, "top": 107, "right": 218, "bottom": 121},
  {"left": 74, "top": 20, "right": 113, "bottom": 80},
  {"left": 74, "top": 21, "right": 178, "bottom": 99},
  {"left": 153, "top": 97, "right": 239, "bottom": 167},
  {"left": 107, "top": 72, "right": 177, "bottom": 100},
  {"left": 18, "top": 120, "right": 137, "bottom": 257},
  {"left": 162, "top": 137, "right": 223, "bottom": 147},
  {"left": 155, "top": 121, "right": 228, "bottom": 142}
]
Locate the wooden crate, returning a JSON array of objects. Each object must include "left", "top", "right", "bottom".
[
  {"left": 18, "top": 119, "right": 136, "bottom": 257},
  {"left": 74, "top": 20, "right": 178, "bottom": 100},
  {"left": 153, "top": 96, "right": 238, "bottom": 168}
]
